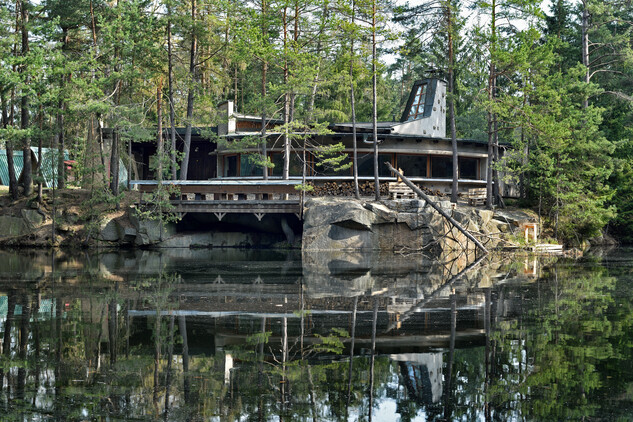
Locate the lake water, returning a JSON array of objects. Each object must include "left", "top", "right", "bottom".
[{"left": 0, "top": 247, "right": 632, "bottom": 421}]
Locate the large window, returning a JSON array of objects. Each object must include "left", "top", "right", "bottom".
[
  {"left": 357, "top": 153, "right": 393, "bottom": 177},
  {"left": 396, "top": 154, "right": 427, "bottom": 177},
  {"left": 459, "top": 157, "right": 479, "bottom": 180},
  {"left": 406, "top": 84, "right": 427, "bottom": 121},
  {"left": 269, "top": 152, "right": 305, "bottom": 177},
  {"left": 431, "top": 156, "right": 453, "bottom": 178},
  {"left": 223, "top": 155, "right": 238, "bottom": 177},
  {"left": 270, "top": 153, "right": 283, "bottom": 177},
  {"left": 313, "top": 152, "right": 351, "bottom": 176},
  {"left": 240, "top": 154, "right": 263, "bottom": 177}
]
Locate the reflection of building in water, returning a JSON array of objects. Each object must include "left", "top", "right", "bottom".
[
  {"left": 393, "top": 353, "right": 444, "bottom": 404},
  {"left": 0, "top": 249, "right": 539, "bottom": 356}
]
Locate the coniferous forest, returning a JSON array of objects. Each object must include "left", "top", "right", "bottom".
[{"left": 0, "top": 0, "right": 632, "bottom": 244}]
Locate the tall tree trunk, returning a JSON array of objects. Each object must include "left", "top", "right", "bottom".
[
  {"left": 37, "top": 103, "right": 43, "bottom": 201},
  {"left": 350, "top": 0, "right": 360, "bottom": 199},
  {"left": 289, "top": 1, "right": 300, "bottom": 122},
  {"left": 180, "top": 0, "right": 197, "bottom": 181},
  {"left": 581, "top": 0, "right": 589, "bottom": 109},
  {"left": 486, "top": 90, "right": 494, "bottom": 208},
  {"left": 1, "top": 87, "right": 18, "bottom": 199},
  {"left": 19, "top": 0, "right": 32, "bottom": 197},
  {"left": 493, "top": 114, "right": 504, "bottom": 207},
  {"left": 111, "top": 6, "right": 122, "bottom": 196},
  {"left": 57, "top": 97, "right": 65, "bottom": 189},
  {"left": 306, "top": 2, "right": 327, "bottom": 123},
  {"left": 371, "top": 0, "right": 379, "bottom": 201},
  {"left": 110, "top": 122, "right": 120, "bottom": 197},
  {"left": 167, "top": 11, "right": 177, "bottom": 180},
  {"left": 157, "top": 79, "right": 164, "bottom": 181},
  {"left": 447, "top": 1, "right": 459, "bottom": 203},
  {"left": 486, "top": 0, "right": 496, "bottom": 209},
  {"left": 261, "top": 0, "right": 268, "bottom": 180},
  {"left": 57, "top": 27, "right": 69, "bottom": 190},
  {"left": 283, "top": 6, "right": 290, "bottom": 180}
]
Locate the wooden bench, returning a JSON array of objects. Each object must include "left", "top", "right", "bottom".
[
  {"left": 467, "top": 188, "right": 486, "bottom": 206},
  {"left": 389, "top": 182, "right": 416, "bottom": 199}
]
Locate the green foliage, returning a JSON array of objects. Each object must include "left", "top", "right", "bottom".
[
  {"left": 246, "top": 330, "right": 272, "bottom": 346},
  {"left": 313, "top": 328, "right": 349, "bottom": 355},
  {"left": 0, "top": 0, "right": 632, "bottom": 241},
  {"left": 313, "top": 142, "right": 352, "bottom": 173}
]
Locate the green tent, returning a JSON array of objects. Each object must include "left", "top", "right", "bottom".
[{"left": 0, "top": 148, "right": 128, "bottom": 188}]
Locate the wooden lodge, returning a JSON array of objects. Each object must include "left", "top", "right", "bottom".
[{"left": 126, "top": 78, "right": 513, "bottom": 217}]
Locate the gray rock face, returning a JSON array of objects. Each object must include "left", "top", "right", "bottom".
[
  {"left": 21, "top": 209, "right": 45, "bottom": 228},
  {"left": 99, "top": 215, "right": 140, "bottom": 243},
  {"left": 99, "top": 217, "right": 120, "bottom": 242},
  {"left": 304, "top": 198, "right": 375, "bottom": 231},
  {"left": 0, "top": 215, "right": 30, "bottom": 238},
  {"left": 303, "top": 198, "right": 435, "bottom": 252},
  {"left": 302, "top": 197, "right": 519, "bottom": 252},
  {"left": 133, "top": 219, "right": 176, "bottom": 246}
]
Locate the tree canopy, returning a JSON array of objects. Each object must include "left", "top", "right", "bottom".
[{"left": 0, "top": 0, "right": 632, "bottom": 244}]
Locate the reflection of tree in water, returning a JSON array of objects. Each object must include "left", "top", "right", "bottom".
[
  {"left": 3, "top": 249, "right": 633, "bottom": 420},
  {"left": 482, "top": 263, "right": 633, "bottom": 420}
]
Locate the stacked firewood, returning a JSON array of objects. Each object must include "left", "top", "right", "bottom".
[{"left": 307, "top": 181, "right": 415, "bottom": 197}]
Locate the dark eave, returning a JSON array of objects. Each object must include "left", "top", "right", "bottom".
[
  {"left": 103, "top": 127, "right": 218, "bottom": 138},
  {"left": 328, "top": 122, "right": 397, "bottom": 134}
]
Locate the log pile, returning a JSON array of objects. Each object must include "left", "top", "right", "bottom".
[
  {"left": 305, "top": 181, "right": 446, "bottom": 198},
  {"left": 307, "top": 181, "right": 389, "bottom": 196}
]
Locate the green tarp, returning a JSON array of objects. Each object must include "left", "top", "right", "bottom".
[{"left": 0, "top": 148, "right": 128, "bottom": 188}]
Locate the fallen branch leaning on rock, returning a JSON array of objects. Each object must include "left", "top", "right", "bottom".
[{"left": 384, "top": 163, "right": 489, "bottom": 255}]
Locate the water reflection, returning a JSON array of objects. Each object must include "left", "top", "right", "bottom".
[{"left": 0, "top": 248, "right": 632, "bottom": 420}]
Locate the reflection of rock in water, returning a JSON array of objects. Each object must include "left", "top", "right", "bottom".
[
  {"left": 393, "top": 353, "right": 443, "bottom": 404},
  {"left": 301, "top": 250, "right": 494, "bottom": 314},
  {"left": 100, "top": 248, "right": 303, "bottom": 284}
]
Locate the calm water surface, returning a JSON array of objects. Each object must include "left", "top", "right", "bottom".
[{"left": 0, "top": 247, "right": 632, "bottom": 421}]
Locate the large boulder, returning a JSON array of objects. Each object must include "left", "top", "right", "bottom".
[
  {"left": 98, "top": 217, "right": 120, "bottom": 242},
  {"left": 133, "top": 219, "right": 176, "bottom": 246},
  {"left": 98, "top": 214, "right": 138, "bottom": 243},
  {"left": 0, "top": 215, "right": 30, "bottom": 238},
  {"left": 21, "top": 209, "right": 45, "bottom": 228},
  {"left": 304, "top": 198, "right": 376, "bottom": 231},
  {"left": 302, "top": 198, "right": 434, "bottom": 251}
]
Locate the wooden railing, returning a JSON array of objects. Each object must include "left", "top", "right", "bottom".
[
  {"left": 131, "top": 180, "right": 303, "bottom": 219},
  {"left": 133, "top": 180, "right": 301, "bottom": 200}
]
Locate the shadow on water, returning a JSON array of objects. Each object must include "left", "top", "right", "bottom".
[{"left": 0, "top": 247, "right": 632, "bottom": 420}]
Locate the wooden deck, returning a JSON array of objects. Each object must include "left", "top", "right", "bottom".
[{"left": 132, "top": 180, "right": 302, "bottom": 220}]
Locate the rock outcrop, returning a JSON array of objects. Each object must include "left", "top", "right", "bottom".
[
  {"left": 302, "top": 197, "right": 530, "bottom": 252},
  {"left": 0, "top": 188, "right": 539, "bottom": 250}
]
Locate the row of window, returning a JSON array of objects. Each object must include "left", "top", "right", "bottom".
[{"left": 223, "top": 152, "right": 482, "bottom": 180}]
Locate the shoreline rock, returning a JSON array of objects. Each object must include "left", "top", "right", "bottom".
[{"left": 0, "top": 193, "right": 543, "bottom": 251}]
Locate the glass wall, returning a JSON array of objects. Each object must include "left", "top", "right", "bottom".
[
  {"left": 397, "top": 154, "right": 428, "bottom": 177},
  {"left": 269, "top": 152, "right": 305, "bottom": 177},
  {"left": 223, "top": 155, "right": 238, "bottom": 177},
  {"left": 240, "top": 154, "right": 263, "bottom": 177},
  {"left": 357, "top": 153, "right": 393, "bottom": 177},
  {"left": 430, "top": 156, "right": 453, "bottom": 178},
  {"left": 459, "top": 157, "right": 480, "bottom": 180}
]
